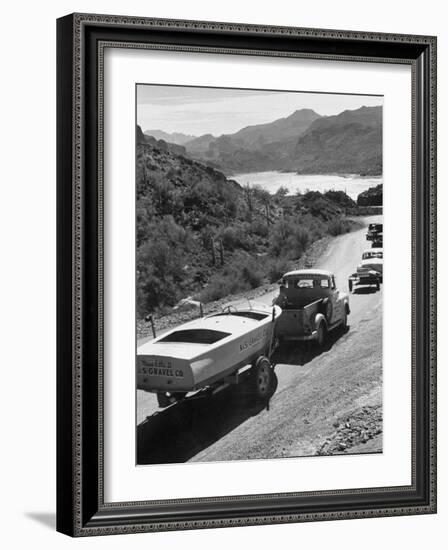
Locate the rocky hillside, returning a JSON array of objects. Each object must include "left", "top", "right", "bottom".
[
  {"left": 136, "top": 124, "right": 361, "bottom": 318},
  {"left": 357, "top": 183, "right": 383, "bottom": 206},
  {"left": 291, "top": 106, "right": 383, "bottom": 175}
]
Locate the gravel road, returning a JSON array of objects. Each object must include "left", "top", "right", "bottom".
[{"left": 137, "top": 216, "right": 383, "bottom": 464}]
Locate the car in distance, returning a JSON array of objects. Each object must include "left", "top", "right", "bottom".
[
  {"left": 348, "top": 258, "right": 383, "bottom": 293},
  {"left": 366, "top": 223, "right": 383, "bottom": 242},
  {"left": 362, "top": 248, "right": 383, "bottom": 261},
  {"left": 273, "top": 269, "right": 350, "bottom": 347}
]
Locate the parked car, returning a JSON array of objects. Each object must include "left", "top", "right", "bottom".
[
  {"left": 362, "top": 248, "right": 383, "bottom": 260},
  {"left": 366, "top": 223, "right": 383, "bottom": 241},
  {"left": 348, "top": 258, "right": 383, "bottom": 293},
  {"left": 273, "top": 269, "right": 350, "bottom": 347}
]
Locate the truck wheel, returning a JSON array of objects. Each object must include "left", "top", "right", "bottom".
[
  {"left": 316, "top": 322, "right": 327, "bottom": 347},
  {"left": 251, "top": 356, "right": 273, "bottom": 400},
  {"left": 341, "top": 310, "right": 348, "bottom": 331}
]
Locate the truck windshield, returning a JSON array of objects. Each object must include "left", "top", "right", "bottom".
[{"left": 285, "top": 278, "right": 329, "bottom": 289}]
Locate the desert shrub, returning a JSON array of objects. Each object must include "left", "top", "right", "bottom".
[
  {"left": 324, "top": 190, "right": 356, "bottom": 208},
  {"left": 269, "top": 218, "right": 312, "bottom": 260},
  {"left": 250, "top": 218, "right": 269, "bottom": 238},
  {"left": 327, "top": 218, "right": 351, "bottom": 236},
  {"left": 136, "top": 216, "right": 195, "bottom": 314},
  {"left": 240, "top": 255, "right": 263, "bottom": 288},
  {"left": 199, "top": 253, "right": 262, "bottom": 303},
  {"left": 199, "top": 226, "right": 216, "bottom": 249},
  {"left": 267, "top": 257, "right": 291, "bottom": 283},
  {"left": 274, "top": 186, "right": 289, "bottom": 201},
  {"left": 220, "top": 225, "right": 247, "bottom": 251}
]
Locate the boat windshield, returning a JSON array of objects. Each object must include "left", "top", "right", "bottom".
[
  {"left": 156, "top": 329, "right": 230, "bottom": 345},
  {"left": 212, "top": 311, "right": 269, "bottom": 321}
]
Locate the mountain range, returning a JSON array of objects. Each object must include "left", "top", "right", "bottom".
[
  {"left": 143, "top": 105, "right": 382, "bottom": 176},
  {"left": 143, "top": 129, "right": 195, "bottom": 145}
]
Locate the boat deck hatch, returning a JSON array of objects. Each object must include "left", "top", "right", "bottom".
[
  {"left": 211, "top": 311, "right": 269, "bottom": 321},
  {"left": 156, "top": 329, "right": 231, "bottom": 345}
]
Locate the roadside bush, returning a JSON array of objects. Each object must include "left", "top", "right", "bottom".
[
  {"left": 269, "top": 218, "right": 312, "bottom": 260},
  {"left": 136, "top": 216, "right": 195, "bottom": 315},
  {"left": 267, "top": 257, "right": 291, "bottom": 283},
  {"left": 249, "top": 218, "right": 269, "bottom": 238},
  {"left": 327, "top": 218, "right": 351, "bottom": 236},
  {"left": 220, "top": 225, "right": 247, "bottom": 251},
  {"left": 198, "top": 253, "right": 263, "bottom": 303}
]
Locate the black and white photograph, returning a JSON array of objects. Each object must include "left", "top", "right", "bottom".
[{"left": 135, "top": 84, "right": 384, "bottom": 465}]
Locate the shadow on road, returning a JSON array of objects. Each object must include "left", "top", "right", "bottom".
[
  {"left": 352, "top": 286, "right": 380, "bottom": 295},
  {"left": 273, "top": 325, "right": 350, "bottom": 367},
  {"left": 137, "top": 371, "right": 278, "bottom": 464}
]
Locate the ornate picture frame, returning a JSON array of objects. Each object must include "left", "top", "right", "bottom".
[{"left": 57, "top": 13, "right": 437, "bottom": 536}]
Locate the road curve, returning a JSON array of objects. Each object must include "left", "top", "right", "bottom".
[{"left": 137, "top": 216, "right": 383, "bottom": 463}]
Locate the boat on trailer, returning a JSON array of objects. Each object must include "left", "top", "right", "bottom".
[{"left": 137, "top": 303, "right": 281, "bottom": 407}]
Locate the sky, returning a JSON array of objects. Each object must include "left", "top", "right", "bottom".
[{"left": 136, "top": 84, "right": 383, "bottom": 137}]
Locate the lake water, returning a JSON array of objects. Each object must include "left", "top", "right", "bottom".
[{"left": 231, "top": 171, "right": 382, "bottom": 201}]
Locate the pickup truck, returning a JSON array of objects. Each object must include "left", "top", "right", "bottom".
[{"left": 273, "top": 269, "right": 350, "bottom": 347}]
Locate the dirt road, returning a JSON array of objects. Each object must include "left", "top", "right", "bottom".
[{"left": 137, "top": 216, "right": 383, "bottom": 463}]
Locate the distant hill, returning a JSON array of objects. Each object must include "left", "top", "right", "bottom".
[
  {"left": 291, "top": 106, "right": 382, "bottom": 175},
  {"left": 183, "top": 106, "right": 382, "bottom": 175},
  {"left": 226, "top": 108, "right": 321, "bottom": 148},
  {"left": 183, "top": 133, "right": 216, "bottom": 155},
  {"left": 357, "top": 183, "right": 383, "bottom": 206},
  {"left": 135, "top": 124, "right": 359, "bottom": 315},
  {"left": 144, "top": 129, "right": 195, "bottom": 145},
  {"left": 137, "top": 125, "right": 187, "bottom": 157}
]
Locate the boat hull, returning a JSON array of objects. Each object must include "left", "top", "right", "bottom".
[{"left": 137, "top": 312, "right": 277, "bottom": 393}]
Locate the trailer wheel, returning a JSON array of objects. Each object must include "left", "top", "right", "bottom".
[
  {"left": 156, "top": 392, "right": 186, "bottom": 408},
  {"left": 251, "top": 356, "right": 273, "bottom": 400},
  {"left": 157, "top": 392, "right": 172, "bottom": 408}
]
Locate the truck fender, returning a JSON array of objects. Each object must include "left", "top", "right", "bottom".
[
  {"left": 314, "top": 312, "right": 327, "bottom": 330},
  {"left": 345, "top": 299, "right": 351, "bottom": 315}
]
